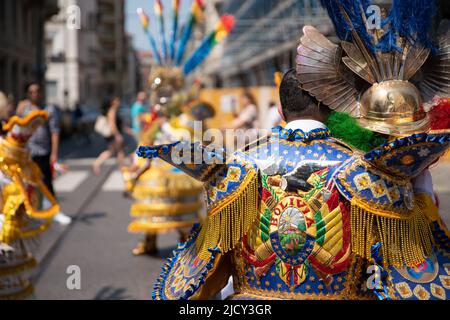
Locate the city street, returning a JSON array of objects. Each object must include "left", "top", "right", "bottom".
[{"left": 30, "top": 134, "right": 450, "bottom": 300}]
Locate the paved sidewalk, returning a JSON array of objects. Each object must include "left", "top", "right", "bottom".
[
  {"left": 32, "top": 160, "right": 116, "bottom": 281},
  {"left": 32, "top": 131, "right": 130, "bottom": 280}
]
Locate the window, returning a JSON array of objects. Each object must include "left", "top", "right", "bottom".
[{"left": 46, "top": 80, "right": 58, "bottom": 100}]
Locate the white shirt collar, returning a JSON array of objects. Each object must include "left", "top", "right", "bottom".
[{"left": 284, "top": 119, "right": 327, "bottom": 132}]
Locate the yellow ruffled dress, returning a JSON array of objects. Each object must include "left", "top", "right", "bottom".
[
  {"left": 123, "top": 113, "right": 203, "bottom": 253},
  {"left": 0, "top": 111, "right": 59, "bottom": 299}
]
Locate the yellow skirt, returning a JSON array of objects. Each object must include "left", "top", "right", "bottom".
[{"left": 124, "top": 159, "right": 203, "bottom": 234}]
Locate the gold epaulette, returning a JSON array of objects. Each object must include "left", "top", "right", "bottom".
[
  {"left": 196, "top": 169, "right": 259, "bottom": 260},
  {"left": 350, "top": 196, "right": 433, "bottom": 267}
]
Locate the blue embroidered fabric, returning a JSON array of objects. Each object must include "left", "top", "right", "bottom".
[{"left": 272, "top": 126, "right": 332, "bottom": 142}]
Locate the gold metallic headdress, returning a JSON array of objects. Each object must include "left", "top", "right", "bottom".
[
  {"left": 297, "top": 1, "right": 450, "bottom": 135},
  {"left": 149, "top": 67, "right": 185, "bottom": 117},
  {"left": 3, "top": 110, "right": 48, "bottom": 145}
]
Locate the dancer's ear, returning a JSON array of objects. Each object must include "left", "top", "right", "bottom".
[{"left": 277, "top": 104, "right": 285, "bottom": 122}]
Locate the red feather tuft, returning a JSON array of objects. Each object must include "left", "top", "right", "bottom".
[
  {"left": 220, "top": 15, "right": 235, "bottom": 33},
  {"left": 429, "top": 98, "right": 450, "bottom": 130}
]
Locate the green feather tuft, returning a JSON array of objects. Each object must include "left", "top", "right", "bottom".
[{"left": 326, "top": 112, "right": 388, "bottom": 152}]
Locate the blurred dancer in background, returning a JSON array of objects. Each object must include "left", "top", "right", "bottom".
[
  {"left": 124, "top": 5, "right": 235, "bottom": 255},
  {"left": 0, "top": 110, "right": 60, "bottom": 300}
]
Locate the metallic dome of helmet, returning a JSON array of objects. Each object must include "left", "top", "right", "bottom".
[{"left": 359, "top": 80, "right": 430, "bottom": 136}]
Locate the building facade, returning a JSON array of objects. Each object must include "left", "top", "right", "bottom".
[
  {"left": 97, "top": 0, "right": 127, "bottom": 100},
  {"left": 122, "top": 34, "right": 141, "bottom": 105},
  {"left": 0, "top": 0, "right": 59, "bottom": 102},
  {"left": 137, "top": 51, "right": 153, "bottom": 92},
  {"left": 45, "top": 0, "right": 101, "bottom": 110},
  {"left": 45, "top": 0, "right": 133, "bottom": 111}
]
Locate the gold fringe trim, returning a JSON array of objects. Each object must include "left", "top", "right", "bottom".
[
  {"left": 350, "top": 199, "right": 433, "bottom": 267},
  {"left": 196, "top": 169, "right": 259, "bottom": 260}
]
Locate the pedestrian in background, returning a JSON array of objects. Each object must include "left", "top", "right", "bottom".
[
  {"left": 225, "top": 91, "right": 259, "bottom": 130},
  {"left": 266, "top": 100, "right": 282, "bottom": 129},
  {"left": 92, "top": 97, "right": 125, "bottom": 175},
  {"left": 16, "top": 83, "right": 60, "bottom": 195},
  {"left": 129, "top": 91, "right": 148, "bottom": 140},
  {"left": 222, "top": 91, "right": 260, "bottom": 149}
]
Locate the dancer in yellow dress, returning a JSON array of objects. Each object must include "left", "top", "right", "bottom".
[
  {"left": 123, "top": 3, "right": 234, "bottom": 255},
  {"left": 0, "top": 110, "right": 60, "bottom": 299},
  {"left": 124, "top": 69, "right": 213, "bottom": 255}
]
